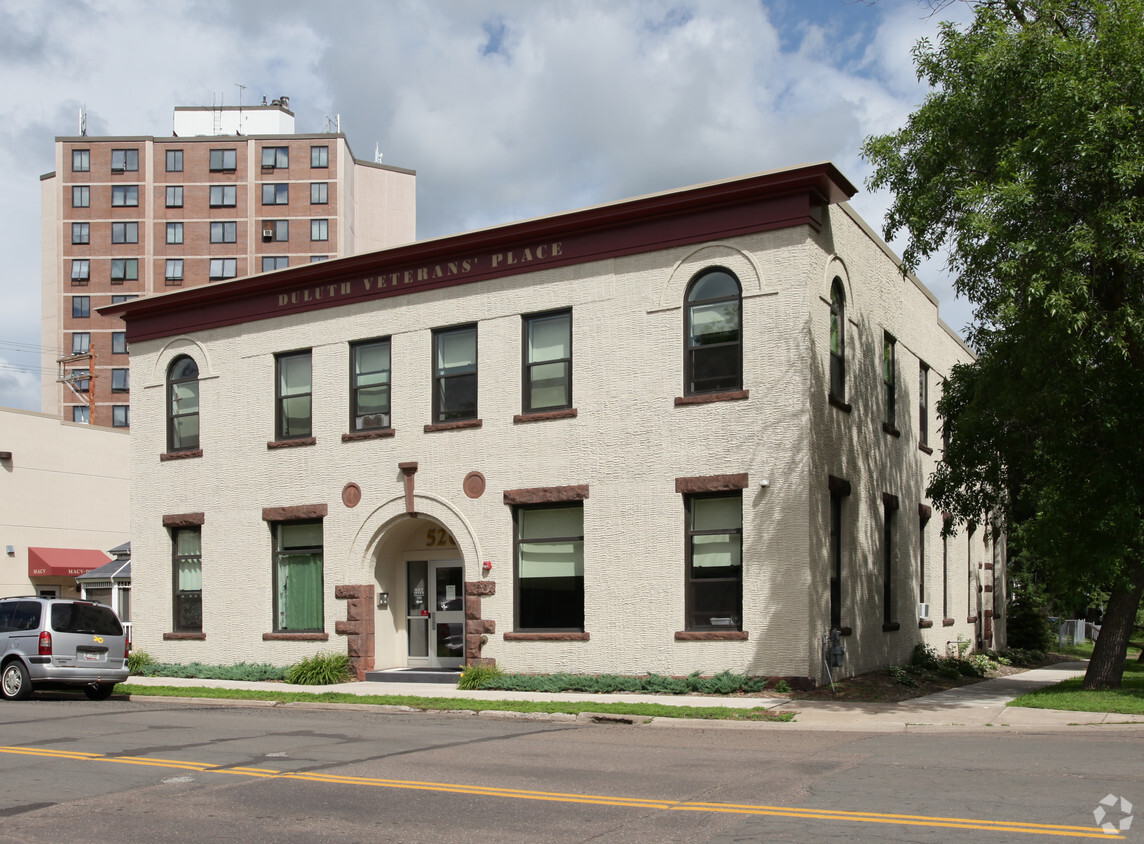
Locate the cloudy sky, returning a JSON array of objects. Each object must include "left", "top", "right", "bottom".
[{"left": 0, "top": 0, "right": 972, "bottom": 412}]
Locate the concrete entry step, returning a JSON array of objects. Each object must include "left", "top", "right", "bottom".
[{"left": 365, "top": 667, "right": 462, "bottom": 685}]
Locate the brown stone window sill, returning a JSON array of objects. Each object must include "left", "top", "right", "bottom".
[
  {"left": 918, "top": 619, "right": 934, "bottom": 629},
  {"left": 882, "top": 622, "right": 901, "bottom": 632},
  {"left": 267, "top": 437, "right": 316, "bottom": 449},
  {"left": 503, "top": 631, "right": 589, "bottom": 641},
  {"left": 882, "top": 422, "right": 901, "bottom": 438},
  {"left": 838, "top": 626, "right": 853, "bottom": 636},
  {"left": 263, "top": 632, "right": 329, "bottom": 641},
  {"left": 828, "top": 394, "right": 852, "bottom": 414},
  {"left": 342, "top": 428, "right": 395, "bottom": 442},
  {"left": 675, "top": 390, "right": 749, "bottom": 406},
  {"left": 424, "top": 419, "right": 482, "bottom": 433},
  {"left": 674, "top": 630, "right": 749, "bottom": 641},
  {"left": 966, "top": 616, "right": 978, "bottom": 623},
  {"left": 918, "top": 442, "right": 934, "bottom": 455},
  {"left": 160, "top": 449, "right": 203, "bottom": 461},
  {"left": 163, "top": 631, "right": 206, "bottom": 640},
  {"left": 514, "top": 408, "right": 578, "bottom": 424},
  {"left": 942, "top": 618, "right": 956, "bottom": 627}
]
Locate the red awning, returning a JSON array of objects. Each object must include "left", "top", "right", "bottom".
[{"left": 28, "top": 547, "right": 110, "bottom": 578}]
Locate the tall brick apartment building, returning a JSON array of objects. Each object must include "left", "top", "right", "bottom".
[{"left": 40, "top": 101, "right": 416, "bottom": 427}]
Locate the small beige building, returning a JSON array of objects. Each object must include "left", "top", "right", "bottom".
[
  {"left": 110, "top": 162, "right": 1004, "bottom": 684},
  {"left": 0, "top": 408, "right": 130, "bottom": 602}
]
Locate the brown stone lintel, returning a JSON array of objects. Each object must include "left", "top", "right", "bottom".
[
  {"left": 918, "top": 619, "right": 934, "bottom": 629},
  {"left": 984, "top": 563, "right": 995, "bottom": 571},
  {"left": 267, "top": 437, "right": 317, "bottom": 449},
  {"left": 882, "top": 622, "right": 902, "bottom": 632},
  {"left": 883, "top": 422, "right": 901, "bottom": 438},
  {"left": 262, "top": 503, "right": 328, "bottom": 522},
  {"left": 160, "top": 449, "right": 203, "bottom": 462},
  {"left": 467, "top": 619, "right": 495, "bottom": 635},
  {"left": 334, "top": 620, "right": 359, "bottom": 635},
  {"left": 503, "top": 632, "right": 589, "bottom": 641},
  {"left": 828, "top": 475, "right": 851, "bottom": 497},
  {"left": 503, "top": 485, "right": 589, "bottom": 506},
  {"left": 675, "top": 473, "right": 749, "bottom": 494},
  {"left": 918, "top": 442, "right": 935, "bottom": 455},
  {"left": 513, "top": 408, "right": 578, "bottom": 424},
  {"left": 341, "top": 428, "right": 395, "bottom": 442},
  {"left": 674, "top": 389, "right": 749, "bottom": 407},
  {"left": 918, "top": 503, "right": 932, "bottom": 520},
  {"left": 424, "top": 419, "right": 482, "bottom": 433},
  {"left": 262, "top": 632, "right": 330, "bottom": 641},
  {"left": 828, "top": 394, "right": 852, "bottom": 414},
  {"left": 674, "top": 631, "right": 749, "bottom": 641},
  {"left": 466, "top": 580, "right": 495, "bottom": 597},
  {"left": 163, "top": 631, "right": 206, "bottom": 640},
  {"left": 942, "top": 618, "right": 956, "bottom": 627},
  {"left": 163, "top": 512, "right": 205, "bottom": 527},
  {"left": 882, "top": 492, "right": 900, "bottom": 510}
]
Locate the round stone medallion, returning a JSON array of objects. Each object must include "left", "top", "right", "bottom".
[{"left": 463, "top": 471, "right": 486, "bottom": 499}]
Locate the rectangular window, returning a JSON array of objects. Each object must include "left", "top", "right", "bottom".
[
  {"left": 166, "top": 222, "right": 183, "bottom": 244},
  {"left": 210, "top": 221, "right": 237, "bottom": 243},
  {"left": 72, "top": 406, "right": 89, "bottom": 424},
  {"left": 72, "top": 332, "right": 90, "bottom": 354},
  {"left": 72, "top": 149, "right": 90, "bottom": 172},
  {"left": 112, "top": 332, "right": 127, "bottom": 354},
  {"left": 165, "top": 259, "right": 184, "bottom": 282},
  {"left": 942, "top": 514, "right": 950, "bottom": 620},
  {"left": 70, "top": 260, "right": 90, "bottom": 283},
  {"left": 514, "top": 504, "right": 584, "bottom": 631},
  {"left": 209, "top": 148, "right": 237, "bottom": 171},
  {"left": 350, "top": 338, "right": 391, "bottom": 431},
  {"left": 276, "top": 351, "right": 312, "bottom": 439},
  {"left": 685, "top": 493, "right": 742, "bottom": 631},
  {"left": 829, "top": 493, "right": 843, "bottom": 630},
  {"left": 72, "top": 185, "right": 90, "bottom": 207},
  {"left": 883, "top": 497, "right": 897, "bottom": 626},
  {"left": 71, "top": 296, "right": 90, "bottom": 319},
  {"left": 111, "top": 294, "right": 137, "bottom": 304},
  {"left": 71, "top": 223, "right": 89, "bottom": 245},
  {"left": 261, "top": 256, "right": 289, "bottom": 272},
  {"left": 209, "top": 184, "right": 237, "bottom": 207},
  {"left": 209, "top": 258, "right": 237, "bottom": 280},
  {"left": 111, "top": 368, "right": 129, "bottom": 392},
  {"left": 883, "top": 333, "right": 896, "bottom": 429},
  {"left": 111, "top": 222, "right": 138, "bottom": 244},
  {"left": 311, "top": 145, "right": 329, "bottom": 168},
  {"left": 274, "top": 521, "right": 323, "bottom": 632},
  {"left": 172, "top": 527, "right": 202, "bottom": 632},
  {"left": 310, "top": 182, "right": 328, "bottom": 204},
  {"left": 112, "top": 405, "right": 129, "bottom": 428},
  {"left": 919, "top": 363, "right": 930, "bottom": 447},
  {"left": 166, "top": 149, "right": 183, "bottom": 172},
  {"left": 262, "top": 183, "right": 289, "bottom": 205},
  {"left": 262, "top": 220, "right": 288, "bottom": 241},
  {"left": 310, "top": 218, "right": 328, "bottom": 241},
  {"left": 261, "top": 146, "right": 289, "bottom": 168},
  {"left": 919, "top": 512, "right": 929, "bottom": 612},
  {"left": 166, "top": 185, "right": 183, "bottom": 207},
  {"left": 110, "top": 149, "right": 139, "bottom": 172},
  {"left": 111, "top": 185, "right": 139, "bottom": 207},
  {"left": 523, "top": 310, "right": 572, "bottom": 413},
  {"left": 71, "top": 368, "right": 89, "bottom": 392},
  {"left": 432, "top": 325, "right": 477, "bottom": 422},
  {"left": 110, "top": 258, "right": 138, "bottom": 282},
  {"left": 310, "top": 255, "right": 329, "bottom": 262}
]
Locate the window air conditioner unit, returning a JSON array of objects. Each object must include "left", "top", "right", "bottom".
[
  {"left": 262, "top": 228, "right": 274, "bottom": 239},
  {"left": 110, "top": 166, "right": 124, "bottom": 173},
  {"left": 918, "top": 602, "right": 930, "bottom": 619},
  {"left": 357, "top": 413, "right": 390, "bottom": 430}
]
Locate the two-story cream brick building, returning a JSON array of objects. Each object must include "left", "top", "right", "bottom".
[{"left": 108, "top": 162, "right": 1003, "bottom": 684}]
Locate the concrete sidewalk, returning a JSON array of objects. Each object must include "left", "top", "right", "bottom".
[{"left": 123, "top": 662, "right": 1144, "bottom": 732}]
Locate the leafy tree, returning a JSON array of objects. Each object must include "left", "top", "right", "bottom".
[{"left": 863, "top": 0, "right": 1144, "bottom": 688}]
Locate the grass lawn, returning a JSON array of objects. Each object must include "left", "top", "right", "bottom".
[{"left": 1009, "top": 660, "right": 1144, "bottom": 715}]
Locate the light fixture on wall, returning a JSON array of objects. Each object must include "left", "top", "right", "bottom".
[
  {"left": 759, "top": 479, "right": 770, "bottom": 488},
  {"left": 4, "top": 546, "right": 13, "bottom": 556}
]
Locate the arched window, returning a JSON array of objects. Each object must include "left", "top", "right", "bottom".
[
  {"left": 684, "top": 269, "right": 742, "bottom": 395},
  {"left": 830, "top": 278, "right": 846, "bottom": 401},
  {"left": 167, "top": 356, "right": 200, "bottom": 452}
]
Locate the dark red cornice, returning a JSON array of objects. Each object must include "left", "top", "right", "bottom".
[{"left": 102, "top": 163, "right": 856, "bottom": 342}]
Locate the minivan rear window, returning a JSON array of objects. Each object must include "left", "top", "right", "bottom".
[{"left": 51, "top": 603, "right": 123, "bottom": 636}]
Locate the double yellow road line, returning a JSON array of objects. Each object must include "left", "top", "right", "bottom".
[{"left": 0, "top": 746, "right": 1120, "bottom": 838}]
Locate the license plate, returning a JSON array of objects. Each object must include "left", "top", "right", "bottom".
[{"left": 82, "top": 652, "right": 104, "bottom": 661}]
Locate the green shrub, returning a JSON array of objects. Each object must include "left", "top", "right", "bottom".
[
  {"left": 888, "top": 665, "right": 919, "bottom": 687},
  {"left": 1006, "top": 601, "right": 1055, "bottom": 651},
  {"left": 457, "top": 662, "right": 506, "bottom": 690},
  {"left": 936, "top": 657, "right": 963, "bottom": 679},
  {"left": 284, "top": 652, "right": 352, "bottom": 685},
  {"left": 911, "top": 643, "right": 941, "bottom": 670},
  {"left": 774, "top": 679, "right": 792, "bottom": 694},
  {"left": 134, "top": 661, "right": 287, "bottom": 681},
  {"left": 474, "top": 671, "right": 767, "bottom": 695},
  {"left": 127, "top": 649, "right": 156, "bottom": 674}
]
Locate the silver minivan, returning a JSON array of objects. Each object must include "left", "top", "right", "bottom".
[{"left": 0, "top": 597, "right": 130, "bottom": 700}]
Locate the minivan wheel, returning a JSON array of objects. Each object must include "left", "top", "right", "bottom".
[
  {"left": 83, "top": 684, "right": 115, "bottom": 701},
  {"left": 1, "top": 661, "right": 32, "bottom": 701}
]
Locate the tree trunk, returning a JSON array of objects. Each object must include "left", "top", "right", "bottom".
[{"left": 1083, "top": 563, "right": 1144, "bottom": 690}]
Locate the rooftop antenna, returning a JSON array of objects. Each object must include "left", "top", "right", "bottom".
[
  {"left": 235, "top": 83, "right": 246, "bottom": 135},
  {"left": 374, "top": 142, "right": 383, "bottom": 164},
  {"left": 78, "top": 105, "right": 87, "bottom": 137}
]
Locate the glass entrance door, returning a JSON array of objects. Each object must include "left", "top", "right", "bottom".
[{"left": 406, "top": 560, "right": 464, "bottom": 668}]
